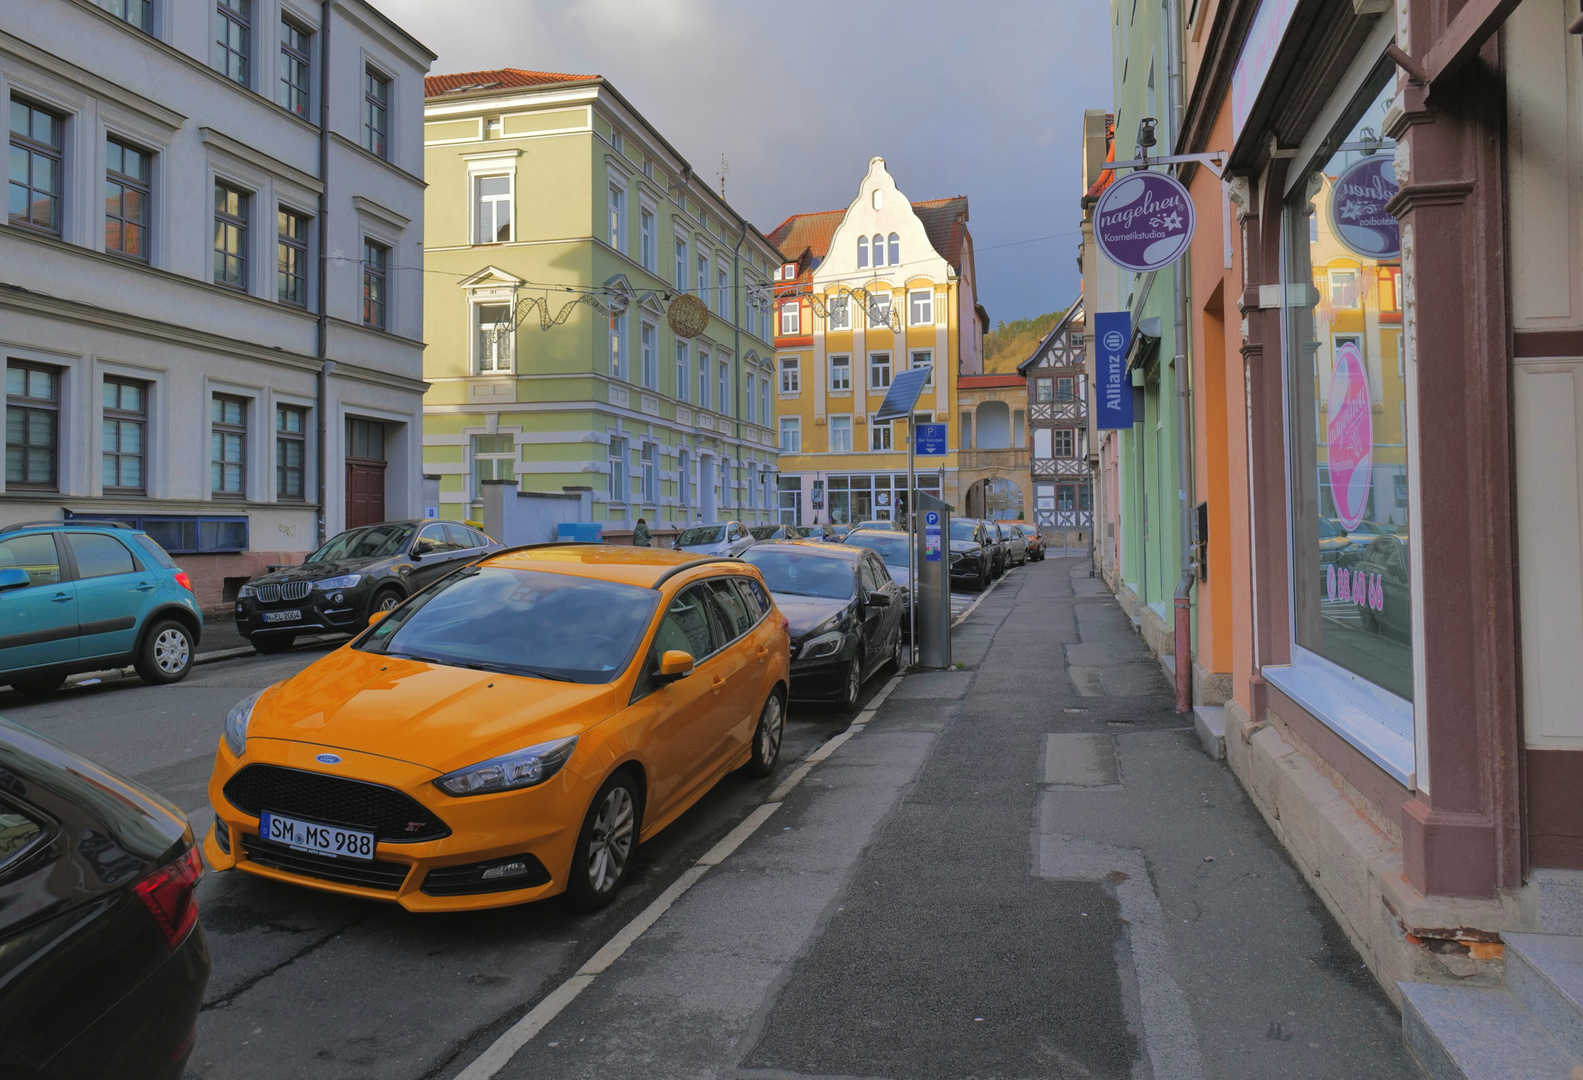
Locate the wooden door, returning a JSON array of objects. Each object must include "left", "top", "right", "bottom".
[{"left": 345, "top": 461, "right": 386, "bottom": 528}]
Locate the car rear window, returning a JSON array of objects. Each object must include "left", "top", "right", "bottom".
[
  {"left": 357, "top": 566, "right": 660, "bottom": 684},
  {"left": 742, "top": 548, "right": 855, "bottom": 600},
  {"left": 67, "top": 532, "right": 137, "bottom": 578},
  {"left": 677, "top": 526, "right": 725, "bottom": 546},
  {"left": 845, "top": 532, "right": 909, "bottom": 568},
  {"left": 132, "top": 533, "right": 176, "bottom": 568}
]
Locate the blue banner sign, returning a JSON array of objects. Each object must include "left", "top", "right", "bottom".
[
  {"left": 1094, "top": 311, "right": 1134, "bottom": 430},
  {"left": 924, "top": 511, "right": 942, "bottom": 562},
  {"left": 914, "top": 423, "right": 947, "bottom": 455}
]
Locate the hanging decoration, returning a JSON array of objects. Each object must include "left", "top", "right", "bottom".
[{"left": 667, "top": 292, "right": 710, "bottom": 339}]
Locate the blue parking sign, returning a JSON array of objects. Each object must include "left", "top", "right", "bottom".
[
  {"left": 924, "top": 510, "right": 942, "bottom": 562},
  {"left": 915, "top": 423, "right": 947, "bottom": 455}
]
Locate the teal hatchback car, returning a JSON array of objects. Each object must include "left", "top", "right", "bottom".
[{"left": 0, "top": 521, "right": 202, "bottom": 695}]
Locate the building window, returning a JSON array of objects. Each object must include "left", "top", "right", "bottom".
[
  {"left": 640, "top": 321, "right": 657, "bottom": 389},
  {"left": 1057, "top": 376, "right": 1075, "bottom": 401},
  {"left": 8, "top": 99, "right": 63, "bottom": 235},
  {"left": 867, "top": 292, "right": 892, "bottom": 327},
  {"left": 830, "top": 415, "right": 853, "bottom": 453},
  {"left": 609, "top": 310, "right": 627, "bottom": 380},
  {"left": 1054, "top": 428, "right": 1075, "bottom": 457},
  {"left": 211, "top": 395, "right": 246, "bottom": 498},
  {"left": 780, "top": 302, "right": 800, "bottom": 336},
  {"left": 5, "top": 362, "right": 59, "bottom": 490},
  {"left": 908, "top": 290, "right": 933, "bottom": 326},
  {"left": 348, "top": 417, "right": 384, "bottom": 460},
  {"left": 697, "top": 253, "right": 709, "bottom": 299},
  {"left": 675, "top": 236, "right": 688, "bottom": 291},
  {"left": 278, "top": 207, "right": 309, "bottom": 306},
  {"left": 214, "top": 0, "right": 250, "bottom": 86},
  {"left": 676, "top": 339, "right": 690, "bottom": 402},
  {"left": 828, "top": 295, "right": 850, "bottom": 330},
  {"left": 857, "top": 236, "right": 869, "bottom": 269},
  {"left": 869, "top": 233, "right": 883, "bottom": 266},
  {"left": 830, "top": 354, "right": 851, "bottom": 392},
  {"left": 472, "top": 434, "right": 514, "bottom": 498},
  {"left": 869, "top": 352, "right": 891, "bottom": 390},
  {"left": 678, "top": 448, "right": 690, "bottom": 506},
  {"left": 960, "top": 410, "right": 973, "bottom": 449},
  {"left": 475, "top": 175, "right": 511, "bottom": 243},
  {"left": 717, "top": 266, "right": 729, "bottom": 316},
  {"left": 641, "top": 442, "right": 657, "bottom": 502},
  {"left": 607, "top": 184, "right": 625, "bottom": 252},
  {"left": 276, "top": 405, "right": 305, "bottom": 499},
  {"left": 477, "top": 303, "right": 513, "bottom": 373},
  {"left": 104, "top": 138, "right": 151, "bottom": 261},
  {"left": 718, "top": 362, "right": 730, "bottom": 416},
  {"left": 1329, "top": 269, "right": 1358, "bottom": 307},
  {"left": 870, "top": 418, "right": 893, "bottom": 451},
  {"left": 607, "top": 435, "right": 628, "bottom": 502},
  {"left": 698, "top": 348, "right": 711, "bottom": 410},
  {"left": 779, "top": 416, "right": 800, "bottom": 452},
  {"left": 111, "top": 0, "right": 153, "bottom": 31},
  {"left": 362, "top": 67, "right": 389, "bottom": 158},
  {"left": 745, "top": 373, "right": 757, "bottom": 423},
  {"left": 779, "top": 356, "right": 800, "bottom": 394},
  {"left": 888, "top": 232, "right": 899, "bottom": 266},
  {"left": 213, "top": 182, "right": 248, "bottom": 289},
  {"left": 759, "top": 378, "right": 768, "bottom": 426},
  {"left": 910, "top": 349, "right": 933, "bottom": 387},
  {"left": 1034, "top": 378, "right": 1053, "bottom": 403},
  {"left": 102, "top": 377, "right": 146, "bottom": 493},
  {"left": 362, "top": 240, "right": 388, "bottom": 328},
  {"left": 640, "top": 208, "right": 655, "bottom": 270},
  {"left": 279, "top": 19, "right": 311, "bottom": 117},
  {"left": 1034, "top": 428, "right": 1052, "bottom": 458}
]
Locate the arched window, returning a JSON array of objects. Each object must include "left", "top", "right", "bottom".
[
  {"left": 888, "top": 232, "right": 899, "bottom": 266},
  {"left": 873, "top": 233, "right": 885, "bottom": 265},
  {"left": 975, "top": 400, "right": 1012, "bottom": 449},
  {"left": 857, "top": 236, "right": 869, "bottom": 268}
]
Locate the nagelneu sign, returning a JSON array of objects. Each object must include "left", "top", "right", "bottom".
[
  {"left": 1328, "top": 156, "right": 1400, "bottom": 259},
  {"left": 1093, "top": 171, "right": 1196, "bottom": 273},
  {"left": 1094, "top": 311, "right": 1134, "bottom": 430}
]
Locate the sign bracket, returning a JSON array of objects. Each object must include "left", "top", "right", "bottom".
[{"left": 1109, "top": 151, "right": 1231, "bottom": 179}]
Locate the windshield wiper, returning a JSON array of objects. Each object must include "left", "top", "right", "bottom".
[{"left": 383, "top": 652, "right": 575, "bottom": 681}]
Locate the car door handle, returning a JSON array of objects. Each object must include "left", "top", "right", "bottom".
[
  {"left": 756, "top": 646, "right": 770, "bottom": 658},
  {"left": 51, "top": 592, "right": 72, "bottom": 603},
  {"left": 135, "top": 582, "right": 155, "bottom": 592},
  {"left": 712, "top": 675, "right": 725, "bottom": 695}
]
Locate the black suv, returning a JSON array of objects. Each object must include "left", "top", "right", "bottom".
[{"left": 234, "top": 520, "right": 500, "bottom": 653}]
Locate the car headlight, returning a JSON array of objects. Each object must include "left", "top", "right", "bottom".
[
  {"left": 238, "top": 584, "right": 258, "bottom": 599},
  {"left": 314, "top": 574, "right": 361, "bottom": 591},
  {"left": 800, "top": 630, "right": 845, "bottom": 660},
  {"left": 433, "top": 736, "right": 579, "bottom": 797},
  {"left": 224, "top": 689, "right": 264, "bottom": 757}
]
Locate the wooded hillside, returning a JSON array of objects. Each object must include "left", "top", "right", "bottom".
[{"left": 982, "top": 309, "right": 1065, "bottom": 373}]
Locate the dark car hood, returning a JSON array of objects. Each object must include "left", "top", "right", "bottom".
[
  {"left": 251, "top": 557, "right": 388, "bottom": 584},
  {"left": 773, "top": 594, "right": 852, "bottom": 639},
  {"left": 949, "top": 539, "right": 982, "bottom": 554}
]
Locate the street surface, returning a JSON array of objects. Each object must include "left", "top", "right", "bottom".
[{"left": 0, "top": 558, "right": 1417, "bottom": 1079}]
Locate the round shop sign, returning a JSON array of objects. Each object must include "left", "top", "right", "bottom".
[
  {"left": 1093, "top": 171, "right": 1196, "bottom": 273},
  {"left": 1328, "top": 156, "right": 1400, "bottom": 259},
  {"left": 1327, "top": 341, "right": 1374, "bottom": 530}
]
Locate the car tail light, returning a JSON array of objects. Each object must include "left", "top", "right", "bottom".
[
  {"left": 781, "top": 616, "right": 790, "bottom": 634},
  {"left": 134, "top": 846, "right": 202, "bottom": 951},
  {"left": 174, "top": 571, "right": 194, "bottom": 592}
]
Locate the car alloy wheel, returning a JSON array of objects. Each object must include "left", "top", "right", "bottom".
[
  {"left": 587, "top": 785, "right": 635, "bottom": 895},
  {"left": 839, "top": 656, "right": 862, "bottom": 711},
  {"left": 377, "top": 592, "right": 401, "bottom": 613},
  {"left": 745, "top": 692, "right": 784, "bottom": 777}
]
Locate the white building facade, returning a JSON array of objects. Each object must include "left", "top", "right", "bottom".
[{"left": 1, "top": 0, "right": 434, "bottom": 609}]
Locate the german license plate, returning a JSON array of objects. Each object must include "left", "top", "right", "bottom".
[
  {"left": 263, "top": 610, "right": 302, "bottom": 623},
  {"left": 258, "top": 810, "right": 375, "bottom": 861}
]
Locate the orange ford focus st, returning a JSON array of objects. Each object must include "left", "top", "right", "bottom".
[{"left": 204, "top": 545, "right": 790, "bottom": 912}]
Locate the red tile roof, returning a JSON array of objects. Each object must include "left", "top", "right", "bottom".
[
  {"left": 765, "top": 196, "right": 971, "bottom": 279},
  {"left": 425, "top": 68, "right": 599, "bottom": 98},
  {"left": 957, "top": 373, "right": 1025, "bottom": 390}
]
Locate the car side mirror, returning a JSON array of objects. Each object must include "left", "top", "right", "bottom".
[
  {"left": 367, "top": 609, "right": 391, "bottom": 626},
  {"left": 0, "top": 567, "right": 29, "bottom": 592},
  {"left": 866, "top": 592, "right": 891, "bottom": 607},
  {"left": 657, "top": 649, "right": 695, "bottom": 682}
]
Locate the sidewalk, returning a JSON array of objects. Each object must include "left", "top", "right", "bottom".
[{"left": 467, "top": 556, "right": 1419, "bottom": 1080}]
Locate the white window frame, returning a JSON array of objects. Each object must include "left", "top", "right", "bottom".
[
  {"left": 639, "top": 206, "right": 656, "bottom": 271},
  {"left": 718, "top": 361, "right": 730, "bottom": 417},
  {"left": 610, "top": 310, "right": 627, "bottom": 380},
  {"left": 867, "top": 293, "right": 892, "bottom": 327},
  {"left": 870, "top": 418, "right": 893, "bottom": 451},
  {"left": 909, "top": 289, "right": 933, "bottom": 326},
  {"left": 829, "top": 354, "right": 851, "bottom": 392},
  {"left": 640, "top": 320, "right": 657, "bottom": 389},
  {"left": 675, "top": 338, "right": 690, "bottom": 402},
  {"left": 779, "top": 416, "right": 801, "bottom": 452},
  {"left": 780, "top": 356, "right": 800, "bottom": 394},
  {"left": 869, "top": 352, "right": 892, "bottom": 390},
  {"left": 697, "top": 251, "right": 709, "bottom": 298},
  {"left": 474, "top": 174, "right": 513, "bottom": 244},
  {"left": 780, "top": 301, "right": 800, "bottom": 336},
  {"left": 828, "top": 295, "right": 851, "bottom": 330},
  {"left": 607, "top": 182, "right": 626, "bottom": 253},
  {"left": 698, "top": 347, "right": 711, "bottom": 410},
  {"left": 759, "top": 379, "right": 769, "bottom": 427},
  {"left": 745, "top": 372, "right": 757, "bottom": 423},
  {"left": 641, "top": 440, "right": 657, "bottom": 503},
  {"left": 475, "top": 301, "right": 514, "bottom": 374},
  {"left": 607, "top": 435, "right": 628, "bottom": 503},
  {"left": 829, "top": 414, "right": 853, "bottom": 453},
  {"left": 910, "top": 349, "right": 933, "bottom": 388},
  {"left": 471, "top": 433, "right": 516, "bottom": 498}
]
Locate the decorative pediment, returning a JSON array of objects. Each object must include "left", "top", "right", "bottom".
[{"left": 457, "top": 265, "right": 524, "bottom": 289}]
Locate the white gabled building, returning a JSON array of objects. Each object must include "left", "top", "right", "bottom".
[{"left": 1, "top": 0, "right": 434, "bottom": 608}]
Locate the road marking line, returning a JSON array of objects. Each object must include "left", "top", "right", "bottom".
[{"left": 449, "top": 671, "right": 908, "bottom": 1079}]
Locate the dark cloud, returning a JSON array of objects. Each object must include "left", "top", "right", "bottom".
[{"left": 375, "top": 0, "right": 1111, "bottom": 321}]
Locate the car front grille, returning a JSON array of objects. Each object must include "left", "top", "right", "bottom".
[
  {"left": 256, "top": 581, "right": 312, "bottom": 603},
  {"left": 421, "top": 854, "right": 552, "bottom": 896},
  {"left": 241, "top": 835, "right": 409, "bottom": 892},
  {"left": 223, "top": 764, "right": 451, "bottom": 843}
]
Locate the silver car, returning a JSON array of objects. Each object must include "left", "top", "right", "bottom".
[
  {"left": 674, "top": 521, "right": 756, "bottom": 557},
  {"left": 1002, "top": 523, "right": 1030, "bottom": 567}
]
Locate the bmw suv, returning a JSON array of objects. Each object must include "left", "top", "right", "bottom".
[{"left": 0, "top": 521, "right": 202, "bottom": 695}]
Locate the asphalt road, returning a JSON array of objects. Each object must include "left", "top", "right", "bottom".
[{"left": 0, "top": 637, "right": 894, "bottom": 1080}]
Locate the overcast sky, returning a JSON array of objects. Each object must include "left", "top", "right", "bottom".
[{"left": 371, "top": 0, "right": 1112, "bottom": 325}]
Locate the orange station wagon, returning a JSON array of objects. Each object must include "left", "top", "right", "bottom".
[{"left": 204, "top": 545, "right": 791, "bottom": 912}]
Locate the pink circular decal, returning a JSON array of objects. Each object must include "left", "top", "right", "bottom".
[{"left": 1327, "top": 341, "right": 1373, "bottom": 530}]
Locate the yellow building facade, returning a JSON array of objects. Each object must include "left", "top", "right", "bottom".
[{"left": 766, "top": 158, "right": 986, "bottom": 525}]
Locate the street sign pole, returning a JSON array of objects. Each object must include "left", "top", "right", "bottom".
[{"left": 908, "top": 417, "right": 916, "bottom": 666}]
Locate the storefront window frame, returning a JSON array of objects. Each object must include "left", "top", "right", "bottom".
[{"left": 1262, "top": 57, "right": 1416, "bottom": 788}]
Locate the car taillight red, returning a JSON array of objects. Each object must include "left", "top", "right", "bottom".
[
  {"left": 134, "top": 846, "right": 202, "bottom": 951},
  {"left": 781, "top": 616, "right": 790, "bottom": 634},
  {"left": 174, "top": 571, "right": 194, "bottom": 592}
]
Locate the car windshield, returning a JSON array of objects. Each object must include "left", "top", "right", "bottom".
[
  {"left": 357, "top": 567, "right": 659, "bottom": 683},
  {"left": 1318, "top": 517, "right": 1340, "bottom": 538},
  {"left": 750, "top": 526, "right": 782, "bottom": 540},
  {"left": 309, "top": 523, "right": 415, "bottom": 562},
  {"left": 949, "top": 520, "right": 979, "bottom": 542},
  {"left": 677, "top": 526, "right": 726, "bottom": 546},
  {"left": 846, "top": 533, "right": 909, "bottom": 568},
  {"left": 741, "top": 548, "right": 855, "bottom": 600}
]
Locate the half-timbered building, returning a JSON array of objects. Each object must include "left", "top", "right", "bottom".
[{"left": 1018, "top": 298, "right": 1091, "bottom": 546}]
